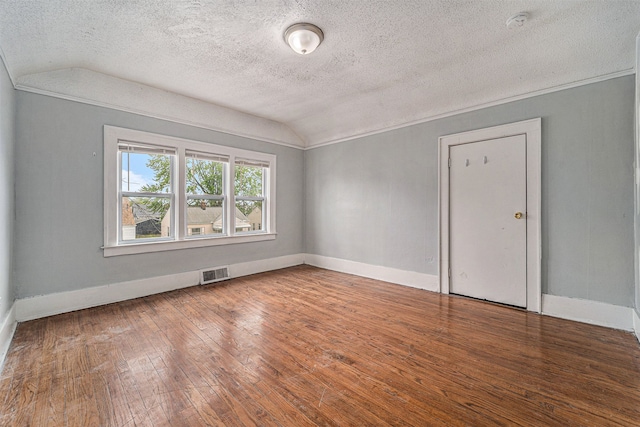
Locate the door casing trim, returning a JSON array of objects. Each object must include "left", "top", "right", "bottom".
[{"left": 438, "top": 118, "right": 542, "bottom": 312}]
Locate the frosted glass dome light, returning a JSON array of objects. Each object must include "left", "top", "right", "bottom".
[{"left": 284, "top": 23, "right": 324, "bottom": 55}]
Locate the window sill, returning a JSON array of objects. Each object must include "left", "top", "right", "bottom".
[{"left": 103, "top": 233, "right": 276, "bottom": 257}]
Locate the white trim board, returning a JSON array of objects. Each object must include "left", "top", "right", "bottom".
[
  {"left": 542, "top": 294, "right": 634, "bottom": 332},
  {"left": 7, "top": 65, "right": 630, "bottom": 152},
  {"left": 15, "top": 254, "right": 304, "bottom": 322},
  {"left": 634, "top": 309, "right": 640, "bottom": 344},
  {"left": 15, "top": 68, "right": 304, "bottom": 149},
  {"left": 11, "top": 253, "right": 639, "bottom": 337},
  {"left": 229, "top": 255, "right": 302, "bottom": 278},
  {"left": 303, "top": 254, "right": 637, "bottom": 334},
  {"left": 0, "top": 303, "right": 17, "bottom": 374},
  {"left": 305, "top": 69, "right": 633, "bottom": 150},
  {"left": 303, "top": 254, "right": 439, "bottom": 292}
]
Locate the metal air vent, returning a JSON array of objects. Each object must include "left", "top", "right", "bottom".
[{"left": 199, "top": 266, "right": 230, "bottom": 285}]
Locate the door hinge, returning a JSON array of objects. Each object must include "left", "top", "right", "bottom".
[
  {"left": 448, "top": 267, "right": 451, "bottom": 278},
  {"left": 448, "top": 158, "right": 451, "bottom": 168}
]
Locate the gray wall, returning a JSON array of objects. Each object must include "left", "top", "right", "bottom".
[
  {"left": 636, "top": 53, "right": 640, "bottom": 318},
  {"left": 10, "top": 75, "right": 638, "bottom": 309},
  {"left": 305, "top": 76, "right": 635, "bottom": 308},
  {"left": 0, "top": 57, "right": 15, "bottom": 322},
  {"left": 14, "top": 92, "right": 304, "bottom": 298}
]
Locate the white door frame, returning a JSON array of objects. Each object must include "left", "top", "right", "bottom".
[{"left": 438, "top": 118, "right": 542, "bottom": 312}]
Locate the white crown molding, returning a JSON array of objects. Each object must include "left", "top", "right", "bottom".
[
  {"left": 15, "top": 254, "right": 304, "bottom": 322},
  {"left": 10, "top": 66, "right": 634, "bottom": 151},
  {"left": 15, "top": 68, "right": 305, "bottom": 149},
  {"left": 0, "top": 303, "right": 17, "bottom": 374},
  {"left": 305, "top": 69, "right": 635, "bottom": 150},
  {"left": 304, "top": 254, "right": 439, "bottom": 292},
  {"left": 542, "top": 294, "right": 634, "bottom": 331}
]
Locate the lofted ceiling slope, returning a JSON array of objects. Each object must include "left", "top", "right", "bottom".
[{"left": 1, "top": 1, "right": 640, "bottom": 148}]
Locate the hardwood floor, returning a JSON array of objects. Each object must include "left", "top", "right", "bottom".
[{"left": 1, "top": 265, "right": 639, "bottom": 426}]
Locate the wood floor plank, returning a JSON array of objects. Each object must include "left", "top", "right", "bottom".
[
  {"left": 1, "top": 265, "right": 639, "bottom": 426},
  {"left": 249, "top": 379, "right": 319, "bottom": 427},
  {"left": 1, "top": 317, "right": 47, "bottom": 425},
  {"left": 31, "top": 361, "right": 56, "bottom": 427}
]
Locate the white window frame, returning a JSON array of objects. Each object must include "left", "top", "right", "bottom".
[
  {"left": 234, "top": 158, "right": 269, "bottom": 235},
  {"left": 184, "top": 150, "right": 229, "bottom": 239},
  {"left": 104, "top": 126, "right": 276, "bottom": 257},
  {"left": 119, "top": 142, "right": 176, "bottom": 243}
]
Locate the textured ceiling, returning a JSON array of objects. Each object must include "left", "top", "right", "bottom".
[{"left": 1, "top": 1, "right": 639, "bottom": 148}]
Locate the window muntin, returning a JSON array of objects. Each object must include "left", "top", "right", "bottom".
[{"left": 104, "top": 126, "right": 276, "bottom": 256}]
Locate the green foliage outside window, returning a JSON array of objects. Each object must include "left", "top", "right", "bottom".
[{"left": 137, "top": 155, "right": 262, "bottom": 216}]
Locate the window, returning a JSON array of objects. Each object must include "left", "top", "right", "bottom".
[
  {"left": 235, "top": 158, "right": 268, "bottom": 234},
  {"left": 120, "top": 142, "right": 175, "bottom": 242},
  {"left": 185, "top": 151, "right": 226, "bottom": 237},
  {"left": 104, "top": 126, "right": 276, "bottom": 256}
]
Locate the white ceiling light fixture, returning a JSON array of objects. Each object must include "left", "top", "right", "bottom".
[
  {"left": 506, "top": 12, "right": 529, "bottom": 29},
  {"left": 284, "top": 23, "right": 324, "bottom": 55}
]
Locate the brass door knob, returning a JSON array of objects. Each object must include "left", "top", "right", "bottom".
[{"left": 514, "top": 212, "right": 523, "bottom": 219}]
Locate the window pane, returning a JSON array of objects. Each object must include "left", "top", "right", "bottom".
[
  {"left": 235, "top": 200, "right": 262, "bottom": 232},
  {"left": 121, "top": 152, "right": 172, "bottom": 193},
  {"left": 121, "top": 196, "right": 170, "bottom": 241},
  {"left": 186, "top": 158, "right": 224, "bottom": 196},
  {"left": 234, "top": 165, "right": 263, "bottom": 197},
  {"left": 186, "top": 199, "right": 225, "bottom": 236}
]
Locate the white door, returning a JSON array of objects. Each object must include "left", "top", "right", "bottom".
[{"left": 449, "top": 134, "right": 527, "bottom": 307}]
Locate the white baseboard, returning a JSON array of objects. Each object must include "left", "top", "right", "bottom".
[
  {"left": 15, "top": 254, "right": 305, "bottom": 322},
  {"left": 15, "top": 270, "right": 199, "bottom": 322},
  {"left": 0, "top": 303, "right": 17, "bottom": 373},
  {"left": 229, "top": 254, "right": 304, "bottom": 278},
  {"left": 302, "top": 256, "right": 636, "bottom": 333},
  {"left": 541, "top": 294, "right": 634, "bottom": 331},
  {"left": 304, "top": 254, "right": 439, "bottom": 292},
  {"left": 11, "top": 253, "right": 639, "bottom": 340}
]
